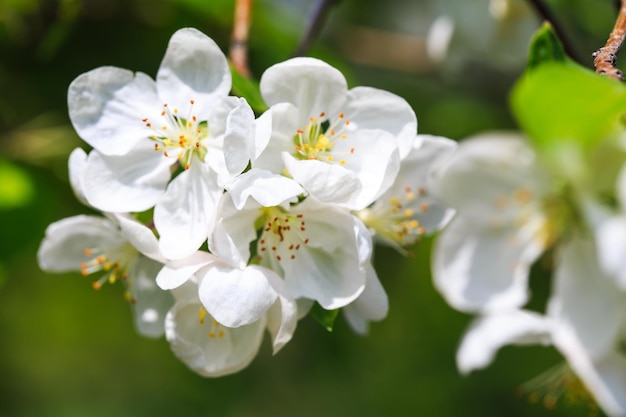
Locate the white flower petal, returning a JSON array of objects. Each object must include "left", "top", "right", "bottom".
[
  {"left": 68, "top": 67, "right": 159, "bottom": 156},
  {"left": 165, "top": 295, "right": 265, "bottom": 377},
  {"left": 225, "top": 168, "right": 304, "bottom": 210},
  {"left": 335, "top": 129, "right": 400, "bottom": 210},
  {"left": 156, "top": 28, "right": 230, "bottom": 115},
  {"left": 596, "top": 216, "right": 626, "bottom": 290},
  {"left": 265, "top": 272, "right": 298, "bottom": 353},
  {"left": 113, "top": 213, "right": 164, "bottom": 263},
  {"left": 283, "top": 153, "right": 361, "bottom": 205},
  {"left": 155, "top": 159, "right": 222, "bottom": 260},
  {"left": 552, "top": 318, "right": 626, "bottom": 417},
  {"left": 549, "top": 236, "right": 625, "bottom": 361},
  {"left": 346, "top": 86, "right": 417, "bottom": 159},
  {"left": 260, "top": 57, "right": 347, "bottom": 119},
  {"left": 129, "top": 256, "right": 173, "bottom": 338},
  {"left": 433, "top": 216, "right": 542, "bottom": 313},
  {"left": 198, "top": 263, "right": 278, "bottom": 328},
  {"left": 38, "top": 215, "right": 124, "bottom": 272},
  {"left": 222, "top": 97, "right": 255, "bottom": 178},
  {"left": 343, "top": 261, "right": 389, "bottom": 335},
  {"left": 68, "top": 147, "right": 88, "bottom": 205},
  {"left": 156, "top": 251, "right": 218, "bottom": 290},
  {"left": 253, "top": 107, "right": 273, "bottom": 160},
  {"left": 252, "top": 103, "right": 299, "bottom": 173},
  {"left": 82, "top": 145, "right": 172, "bottom": 213},
  {"left": 402, "top": 135, "right": 457, "bottom": 231},
  {"left": 456, "top": 310, "right": 550, "bottom": 374},
  {"left": 209, "top": 196, "right": 259, "bottom": 268}
]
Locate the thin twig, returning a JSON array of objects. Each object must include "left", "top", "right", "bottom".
[
  {"left": 293, "top": 0, "right": 341, "bottom": 57},
  {"left": 230, "top": 0, "right": 252, "bottom": 77},
  {"left": 525, "top": 0, "right": 584, "bottom": 64},
  {"left": 593, "top": 0, "right": 626, "bottom": 81}
]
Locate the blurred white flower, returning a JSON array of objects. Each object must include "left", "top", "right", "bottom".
[{"left": 427, "top": 0, "right": 539, "bottom": 69}]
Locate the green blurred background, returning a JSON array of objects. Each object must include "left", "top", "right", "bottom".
[{"left": 0, "top": 0, "right": 617, "bottom": 415}]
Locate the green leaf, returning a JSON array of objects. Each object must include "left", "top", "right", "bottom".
[
  {"left": 230, "top": 64, "right": 268, "bottom": 114},
  {"left": 310, "top": 302, "right": 340, "bottom": 332},
  {"left": 511, "top": 61, "right": 626, "bottom": 149},
  {"left": 527, "top": 22, "right": 566, "bottom": 69}
]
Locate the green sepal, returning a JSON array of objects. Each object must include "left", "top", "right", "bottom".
[
  {"left": 527, "top": 22, "right": 566, "bottom": 69},
  {"left": 230, "top": 63, "right": 268, "bottom": 114},
  {"left": 511, "top": 61, "right": 626, "bottom": 150},
  {"left": 310, "top": 302, "right": 340, "bottom": 332}
]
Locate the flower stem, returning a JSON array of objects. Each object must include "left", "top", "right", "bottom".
[
  {"left": 525, "top": 0, "right": 583, "bottom": 64},
  {"left": 230, "top": 0, "right": 253, "bottom": 77},
  {"left": 593, "top": 0, "right": 626, "bottom": 81},
  {"left": 293, "top": 0, "right": 341, "bottom": 57}
]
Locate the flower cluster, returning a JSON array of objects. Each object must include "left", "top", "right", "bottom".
[{"left": 37, "top": 28, "right": 455, "bottom": 377}]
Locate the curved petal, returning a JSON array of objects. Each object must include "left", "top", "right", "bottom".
[
  {"left": 252, "top": 103, "right": 299, "bottom": 173},
  {"left": 346, "top": 86, "right": 417, "bottom": 159},
  {"left": 222, "top": 97, "right": 255, "bottom": 178},
  {"left": 209, "top": 195, "right": 259, "bottom": 269},
  {"left": 113, "top": 213, "right": 164, "bottom": 263},
  {"left": 155, "top": 159, "right": 222, "bottom": 260},
  {"left": 260, "top": 57, "right": 347, "bottom": 119},
  {"left": 128, "top": 256, "right": 173, "bottom": 338},
  {"left": 433, "top": 216, "right": 543, "bottom": 313},
  {"left": 68, "top": 67, "right": 159, "bottom": 155},
  {"left": 343, "top": 261, "right": 389, "bottom": 335},
  {"left": 265, "top": 271, "right": 298, "bottom": 353},
  {"left": 68, "top": 147, "right": 88, "bottom": 205},
  {"left": 334, "top": 129, "right": 400, "bottom": 210},
  {"left": 38, "top": 215, "right": 124, "bottom": 273},
  {"left": 156, "top": 28, "right": 230, "bottom": 116},
  {"left": 165, "top": 290, "right": 265, "bottom": 377},
  {"left": 456, "top": 310, "right": 550, "bottom": 374},
  {"left": 399, "top": 135, "right": 457, "bottom": 232},
  {"left": 198, "top": 263, "right": 278, "bottom": 328},
  {"left": 225, "top": 168, "right": 304, "bottom": 210},
  {"left": 549, "top": 236, "right": 625, "bottom": 361},
  {"left": 283, "top": 153, "right": 360, "bottom": 205},
  {"left": 596, "top": 216, "right": 626, "bottom": 290},
  {"left": 156, "top": 251, "right": 218, "bottom": 290},
  {"left": 82, "top": 145, "right": 172, "bottom": 213}
]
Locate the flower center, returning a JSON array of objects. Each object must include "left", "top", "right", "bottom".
[
  {"left": 517, "top": 363, "right": 598, "bottom": 414},
  {"left": 198, "top": 307, "right": 226, "bottom": 339},
  {"left": 80, "top": 242, "right": 137, "bottom": 290},
  {"left": 142, "top": 99, "right": 209, "bottom": 170},
  {"left": 357, "top": 185, "right": 428, "bottom": 247},
  {"left": 256, "top": 206, "right": 310, "bottom": 264},
  {"left": 491, "top": 186, "right": 574, "bottom": 251},
  {"left": 293, "top": 111, "right": 354, "bottom": 165}
]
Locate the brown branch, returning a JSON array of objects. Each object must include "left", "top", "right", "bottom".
[
  {"left": 230, "top": 0, "right": 252, "bottom": 77},
  {"left": 293, "top": 0, "right": 341, "bottom": 57},
  {"left": 593, "top": 0, "right": 626, "bottom": 81},
  {"left": 526, "top": 0, "right": 584, "bottom": 64}
]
